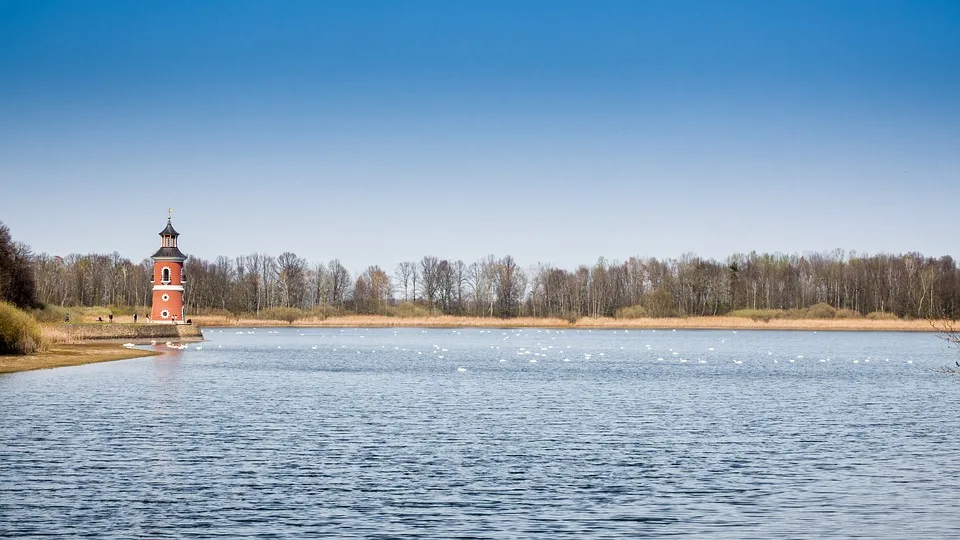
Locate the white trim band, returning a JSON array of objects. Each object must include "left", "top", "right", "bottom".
[{"left": 152, "top": 285, "right": 184, "bottom": 291}]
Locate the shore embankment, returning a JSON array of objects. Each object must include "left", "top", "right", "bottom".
[
  {"left": 0, "top": 323, "right": 202, "bottom": 374},
  {"left": 0, "top": 343, "right": 160, "bottom": 374},
  {"left": 190, "top": 314, "right": 943, "bottom": 332},
  {"left": 46, "top": 322, "right": 203, "bottom": 343}
]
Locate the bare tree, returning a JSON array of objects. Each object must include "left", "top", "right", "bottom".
[
  {"left": 327, "top": 259, "right": 351, "bottom": 312},
  {"left": 394, "top": 262, "right": 414, "bottom": 302},
  {"left": 357, "top": 265, "right": 391, "bottom": 314},
  {"left": 452, "top": 260, "right": 468, "bottom": 315},
  {"left": 420, "top": 256, "right": 440, "bottom": 309},
  {"left": 495, "top": 255, "right": 525, "bottom": 318},
  {"left": 275, "top": 252, "right": 307, "bottom": 308},
  {"left": 311, "top": 262, "right": 328, "bottom": 310},
  {"left": 468, "top": 255, "right": 497, "bottom": 317},
  {"left": 0, "top": 222, "right": 38, "bottom": 309}
]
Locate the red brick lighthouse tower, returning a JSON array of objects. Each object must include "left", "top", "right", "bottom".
[{"left": 150, "top": 211, "right": 187, "bottom": 322}]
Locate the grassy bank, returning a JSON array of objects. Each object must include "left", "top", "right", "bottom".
[
  {"left": 189, "top": 313, "right": 941, "bottom": 332},
  {"left": 0, "top": 342, "right": 159, "bottom": 374},
  {"left": 1, "top": 302, "right": 199, "bottom": 373}
]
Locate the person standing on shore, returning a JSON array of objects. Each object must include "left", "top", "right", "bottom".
[
  {"left": 108, "top": 313, "right": 113, "bottom": 323},
  {"left": 133, "top": 313, "right": 138, "bottom": 323}
]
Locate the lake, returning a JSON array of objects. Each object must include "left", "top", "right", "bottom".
[{"left": 2, "top": 327, "right": 959, "bottom": 538}]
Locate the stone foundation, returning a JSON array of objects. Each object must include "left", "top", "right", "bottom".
[{"left": 55, "top": 323, "right": 203, "bottom": 342}]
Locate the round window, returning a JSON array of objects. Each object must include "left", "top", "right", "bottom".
[
  {"left": 161, "top": 294, "right": 170, "bottom": 302},
  {"left": 160, "top": 309, "right": 170, "bottom": 319}
]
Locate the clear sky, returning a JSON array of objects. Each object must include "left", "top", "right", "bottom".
[{"left": 1, "top": 1, "right": 958, "bottom": 272}]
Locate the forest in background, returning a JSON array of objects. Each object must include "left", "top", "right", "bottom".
[{"left": 28, "top": 247, "right": 960, "bottom": 321}]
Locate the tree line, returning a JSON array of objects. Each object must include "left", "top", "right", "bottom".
[
  {"left": 28, "top": 247, "right": 960, "bottom": 320},
  {"left": 0, "top": 221, "right": 38, "bottom": 309}
]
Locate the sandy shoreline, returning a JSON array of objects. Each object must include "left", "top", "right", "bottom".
[
  {"left": 2, "top": 323, "right": 203, "bottom": 374},
  {"left": 0, "top": 343, "right": 160, "bottom": 374}
]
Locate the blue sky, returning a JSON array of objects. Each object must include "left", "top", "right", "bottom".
[{"left": 1, "top": 1, "right": 958, "bottom": 271}]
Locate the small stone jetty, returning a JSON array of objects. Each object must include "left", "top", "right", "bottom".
[{"left": 55, "top": 323, "right": 203, "bottom": 342}]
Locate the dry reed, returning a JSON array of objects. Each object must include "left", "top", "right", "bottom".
[{"left": 188, "top": 313, "right": 940, "bottom": 332}]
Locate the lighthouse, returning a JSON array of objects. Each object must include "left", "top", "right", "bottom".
[{"left": 150, "top": 213, "right": 187, "bottom": 322}]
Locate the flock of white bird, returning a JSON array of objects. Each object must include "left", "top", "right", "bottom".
[{"left": 122, "top": 327, "right": 918, "bottom": 369}]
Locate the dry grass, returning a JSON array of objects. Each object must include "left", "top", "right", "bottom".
[
  {"left": 191, "top": 314, "right": 572, "bottom": 328},
  {"left": 0, "top": 343, "right": 159, "bottom": 374},
  {"left": 189, "top": 313, "right": 941, "bottom": 332},
  {"left": 40, "top": 324, "right": 75, "bottom": 344},
  {"left": 572, "top": 316, "right": 936, "bottom": 331},
  {"left": 190, "top": 314, "right": 243, "bottom": 327},
  {"left": 68, "top": 309, "right": 150, "bottom": 324}
]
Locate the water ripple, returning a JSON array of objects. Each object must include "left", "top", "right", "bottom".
[{"left": 2, "top": 328, "right": 959, "bottom": 538}]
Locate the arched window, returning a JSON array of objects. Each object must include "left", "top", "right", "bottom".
[{"left": 161, "top": 267, "right": 171, "bottom": 282}]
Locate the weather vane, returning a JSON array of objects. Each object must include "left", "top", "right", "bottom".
[{"left": 168, "top": 207, "right": 174, "bottom": 220}]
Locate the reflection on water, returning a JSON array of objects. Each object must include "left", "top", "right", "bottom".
[{"left": 2, "top": 328, "right": 959, "bottom": 538}]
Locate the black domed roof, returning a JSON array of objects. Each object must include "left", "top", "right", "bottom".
[
  {"left": 159, "top": 219, "right": 179, "bottom": 237},
  {"left": 151, "top": 246, "right": 187, "bottom": 260}
]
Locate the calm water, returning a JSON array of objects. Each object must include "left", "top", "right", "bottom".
[{"left": 2, "top": 327, "right": 960, "bottom": 538}]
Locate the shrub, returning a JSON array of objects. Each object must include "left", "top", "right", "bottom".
[
  {"left": 614, "top": 305, "right": 648, "bottom": 319},
  {"left": 388, "top": 302, "right": 433, "bottom": 318},
  {"left": 258, "top": 306, "right": 306, "bottom": 324},
  {"left": 866, "top": 311, "right": 898, "bottom": 320},
  {"left": 0, "top": 301, "right": 44, "bottom": 354},
  {"left": 728, "top": 309, "right": 782, "bottom": 322},
  {"left": 806, "top": 303, "right": 837, "bottom": 319},
  {"left": 306, "top": 307, "right": 333, "bottom": 320},
  {"left": 642, "top": 289, "right": 678, "bottom": 318},
  {"left": 834, "top": 308, "right": 862, "bottom": 319},
  {"left": 785, "top": 308, "right": 808, "bottom": 319},
  {"left": 30, "top": 304, "right": 72, "bottom": 323}
]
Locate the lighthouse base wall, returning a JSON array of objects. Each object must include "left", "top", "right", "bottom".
[{"left": 55, "top": 323, "right": 203, "bottom": 342}]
